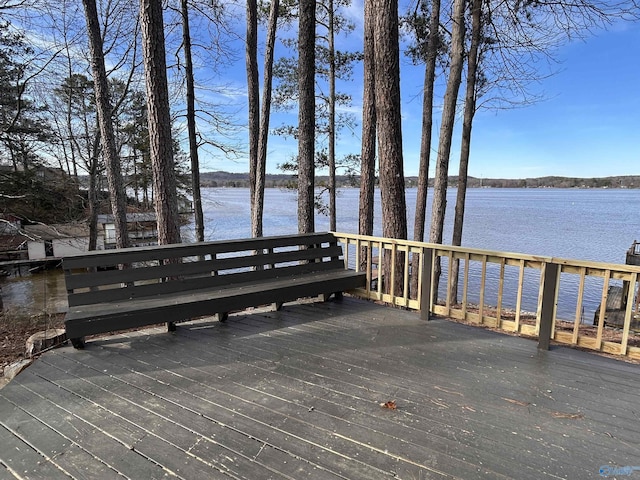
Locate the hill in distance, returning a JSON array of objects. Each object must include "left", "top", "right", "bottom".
[{"left": 199, "top": 171, "right": 640, "bottom": 189}]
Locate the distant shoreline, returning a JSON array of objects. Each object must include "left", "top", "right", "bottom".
[{"left": 199, "top": 171, "right": 640, "bottom": 190}]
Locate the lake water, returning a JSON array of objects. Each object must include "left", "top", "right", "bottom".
[
  {"left": 188, "top": 187, "right": 639, "bottom": 322},
  {"left": 3, "top": 187, "right": 639, "bottom": 319},
  {"left": 191, "top": 187, "right": 639, "bottom": 263}
]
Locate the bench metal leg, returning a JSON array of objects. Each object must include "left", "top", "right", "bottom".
[
  {"left": 321, "top": 292, "right": 341, "bottom": 302},
  {"left": 219, "top": 312, "right": 228, "bottom": 322},
  {"left": 167, "top": 322, "right": 176, "bottom": 332},
  {"left": 275, "top": 302, "right": 284, "bottom": 311},
  {"left": 70, "top": 337, "right": 85, "bottom": 349}
]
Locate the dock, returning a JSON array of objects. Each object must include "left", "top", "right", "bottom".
[
  {"left": 1, "top": 297, "right": 639, "bottom": 479},
  {"left": 626, "top": 240, "right": 640, "bottom": 267},
  {"left": 592, "top": 240, "right": 640, "bottom": 330}
]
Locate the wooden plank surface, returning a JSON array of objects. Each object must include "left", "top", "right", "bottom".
[
  {"left": 3, "top": 297, "right": 640, "bottom": 479},
  {"left": 0, "top": 422, "right": 73, "bottom": 480}
]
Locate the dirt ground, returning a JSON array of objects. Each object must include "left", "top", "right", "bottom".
[{"left": 0, "top": 311, "right": 65, "bottom": 377}]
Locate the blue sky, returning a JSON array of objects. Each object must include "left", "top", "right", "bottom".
[
  {"left": 461, "top": 22, "right": 640, "bottom": 179},
  {"left": 197, "top": 5, "right": 640, "bottom": 180}
]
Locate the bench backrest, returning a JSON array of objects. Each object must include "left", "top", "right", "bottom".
[{"left": 63, "top": 232, "right": 346, "bottom": 307}]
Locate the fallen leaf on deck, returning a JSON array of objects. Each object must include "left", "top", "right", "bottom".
[{"left": 380, "top": 400, "right": 397, "bottom": 410}]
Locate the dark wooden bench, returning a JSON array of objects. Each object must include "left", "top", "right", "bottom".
[{"left": 62, "top": 232, "right": 366, "bottom": 348}]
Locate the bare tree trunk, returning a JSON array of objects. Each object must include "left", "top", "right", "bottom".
[
  {"left": 328, "top": 0, "right": 337, "bottom": 232},
  {"left": 87, "top": 138, "right": 100, "bottom": 251},
  {"left": 82, "top": 0, "right": 130, "bottom": 249},
  {"left": 411, "top": 0, "right": 441, "bottom": 298},
  {"left": 140, "top": 0, "right": 181, "bottom": 245},
  {"left": 451, "top": 0, "right": 482, "bottom": 303},
  {"left": 132, "top": 150, "right": 139, "bottom": 204},
  {"left": 252, "top": 0, "right": 279, "bottom": 238},
  {"left": 143, "top": 175, "right": 149, "bottom": 208},
  {"left": 181, "top": 0, "right": 204, "bottom": 243},
  {"left": 358, "top": 0, "right": 376, "bottom": 240},
  {"left": 246, "top": 0, "right": 259, "bottom": 219},
  {"left": 298, "top": 0, "right": 316, "bottom": 234},
  {"left": 428, "top": 0, "right": 466, "bottom": 301},
  {"left": 358, "top": 0, "right": 377, "bottom": 271},
  {"left": 374, "top": 0, "right": 407, "bottom": 295},
  {"left": 62, "top": 53, "right": 79, "bottom": 179}
]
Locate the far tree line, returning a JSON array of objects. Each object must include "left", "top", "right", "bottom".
[{"left": 198, "top": 172, "right": 640, "bottom": 190}]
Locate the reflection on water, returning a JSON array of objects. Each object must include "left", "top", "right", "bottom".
[{"left": 0, "top": 268, "right": 68, "bottom": 315}]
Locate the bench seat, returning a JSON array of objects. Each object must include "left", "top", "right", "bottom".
[
  {"left": 63, "top": 232, "right": 366, "bottom": 347},
  {"left": 65, "top": 269, "right": 363, "bottom": 338}
]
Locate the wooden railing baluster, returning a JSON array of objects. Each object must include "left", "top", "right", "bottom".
[{"left": 572, "top": 267, "right": 586, "bottom": 344}]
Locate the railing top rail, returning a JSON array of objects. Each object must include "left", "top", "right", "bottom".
[
  {"left": 332, "top": 231, "right": 552, "bottom": 262},
  {"left": 552, "top": 256, "right": 640, "bottom": 272},
  {"left": 332, "top": 231, "right": 640, "bottom": 274}
]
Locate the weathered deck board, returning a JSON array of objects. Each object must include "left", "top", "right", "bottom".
[
  {"left": 27, "top": 357, "right": 305, "bottom": 479},
  {"left": 0, "top": 397, "right": 123, "bottom": 479},
  {"left": 2, "top": 297, "right": 640, "bottom": 479},
  {"left": 172, "top": 320, "right": 556, "bottom": 472},
  {"left": 36, "top": 353, "right": 372, "bottom": 479},
  {"left": 177, "top": 305, "right": 623, "bottom": 475},
  {"left": 0, "top": 421, "right": 73, "bottom": 480},
  {"left": 105, "top": 334, "right": 485, "bottom": 479}
]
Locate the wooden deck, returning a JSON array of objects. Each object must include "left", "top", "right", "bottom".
[{"left": 1, "top": 297, "right": 639, "bottom": 479}]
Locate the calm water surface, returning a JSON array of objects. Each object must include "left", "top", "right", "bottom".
[
  {"left": 194, "top": 187, "right": 639, "bottom": 262},
  {"left": 191, "top": 187, "right": 640, "bottom": 321},
  {"left": 3, "top": 187, "right": 639, "bottom": 318},
  {"left": 1, "top": 266, "right": 68, "bottom": 315}
]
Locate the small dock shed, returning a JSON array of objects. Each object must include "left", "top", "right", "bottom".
[{"left": 24, "top": 223, "right": 103, "bottom": 260}]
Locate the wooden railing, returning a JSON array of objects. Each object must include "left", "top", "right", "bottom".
[{"left": 333, "top": 232, "right": 640, "bottom": 360}]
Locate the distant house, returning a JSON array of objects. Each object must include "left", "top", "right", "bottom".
[
  {"left": 97, "top": 213, "right": 158, "bottom": 248},
  {"left": 24, "top": 224, "right": 104, "bottom": 260},
  {"left": 20, "top": 213, "right": 161, "bottom": 260},
  {"left": 34, "top": 166, "right": 68, "bottom": 182}
]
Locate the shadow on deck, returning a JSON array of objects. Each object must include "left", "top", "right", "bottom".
[{"left": 1, "top": 297, "right": 639, "bottom": 479}]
